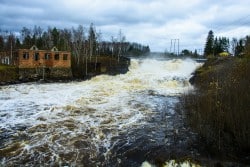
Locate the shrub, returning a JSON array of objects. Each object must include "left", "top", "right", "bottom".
[{"left": 0, "top": 64, "right": 18, "bottom": 82}]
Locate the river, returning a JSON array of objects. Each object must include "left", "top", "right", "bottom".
[{"left": 0, "top": 57, "right": 202, "bottom": 166}]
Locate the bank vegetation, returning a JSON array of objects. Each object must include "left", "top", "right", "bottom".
[{"left": 179, "top": 35, "right": 250, "bottom": 163}]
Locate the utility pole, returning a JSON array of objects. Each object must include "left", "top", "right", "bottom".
[
  {"left": 177, "top": 39, "right": 179, "bottom": 56},
  {"left": 170, "top": 39, "right": 173, "bottom": 53},
  {"left": 170, "top": 39, "right": 180, "bottom": 56},
  {"left": 173, "top": 39, "right": 176, "bottom": 55}
]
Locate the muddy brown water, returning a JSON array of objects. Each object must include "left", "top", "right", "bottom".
[{"left": 0, "top": 58, "right": 201, "bottom": 166}]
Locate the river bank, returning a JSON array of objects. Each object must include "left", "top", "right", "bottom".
[
  {"left": 0, "top": 65, "right": 19, "bottom": 85},
  {"left": 0, "top": 56, "right": 130, "bottom": 86},
  {"left": 180, "top": 56, "right": 250, "bottom": 165}
]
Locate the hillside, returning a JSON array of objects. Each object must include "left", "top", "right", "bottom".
[{"left": 180, "top": 57, "right": 250, "bottom": 164}]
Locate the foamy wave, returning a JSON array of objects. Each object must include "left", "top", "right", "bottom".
[{"left": 0, "top": 58, "right": 202, "bottom": 166}]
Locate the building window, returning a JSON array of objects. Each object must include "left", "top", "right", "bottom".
[
  {"left": 54, "top": 53, "right": 59, "bottom": 60},
  {"left": 2, "top": 57, "right": 10, "bottom": 65},
  {"left": 23, "top": 52, "right": 29, "bottom": 59},
  {"left": 34, "top": 52, "right": 39, "bottom": 61},
  {"left": 45, "top": 53, "right": 51, "bottom": 60},
  {"left": 63, "top": 54, "right": 68, "bottom": 60}
]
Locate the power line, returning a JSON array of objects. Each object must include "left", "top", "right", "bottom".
[
  {"left": 165, "top": 14, "right": 250, "bottom": 53},
  {"left": 212, "top": 14, "right": 250, "bottom": 32}
]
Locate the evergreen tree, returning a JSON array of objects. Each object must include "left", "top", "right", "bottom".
[
  {"left": 204, "top": 30, "right": 214, "bottom": 56},
  {"left": 0, "top": 35, "right": 4, "bottom": 51},
  {"left": 194, "top": 49, "right": 198, "bottom": 57},
  {"left": 235, "top": 39, "right": 244, "bottom": 57},
  {"left": 21, "top": 27, "right": 32, "bottom": 48},
  {"left": 244, "top": 36, "right": 250, "bottom": 58},
  {"left": 220, "top": 37, "right": 229, "bottom": 52},
  {"left": 36, "top": 37, "right": 43, "bottom": 49},
  {"left": 213, "top": 37, "right": 220, "bottom": 55},
  {"left": 15, "top": 38, "right": 21, "bottom": 49},
  {"left": 51, "top": 27, "right": 59, "bottom": 47},
  {"left": 213, "top": 36, "right": 230, "bottom": 55}
]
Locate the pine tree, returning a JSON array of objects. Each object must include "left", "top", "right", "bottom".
[
  {"left": 204, "top": 30, "right": 214, "bottom": 56},
  {"left": 235, "top": 39, "right": 244, "bottom": 57},
  {"left": 213, "top": 37, "right": 220, "bottom": 55},
  {"left": 244, "top": 36, "right": 250, "bottom": 58},
  {"left": 51, "top": 27, "right": 59, "bottom": 47}
]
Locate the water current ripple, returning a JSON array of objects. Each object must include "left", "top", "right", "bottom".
[{"left": 0, "top": 58, "right": 202, "bottom": 166}]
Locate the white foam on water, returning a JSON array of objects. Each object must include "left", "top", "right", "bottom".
[
  {"left": 0, "top": 58, "right": 202, "bottom": 165},
  {"left": 141, "top": 160, "right": 201, "bottom": 167}
]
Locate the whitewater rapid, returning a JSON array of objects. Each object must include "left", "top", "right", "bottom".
[{"left": 0, "top": 58, "right": 201, "bottom": 166}]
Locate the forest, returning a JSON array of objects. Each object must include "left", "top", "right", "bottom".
[
  {"left": 0, "top": 24, "right": 150, "bottom": 78},
  {"left": 204, "top": 30, "right": 249, "bottom": 57}
]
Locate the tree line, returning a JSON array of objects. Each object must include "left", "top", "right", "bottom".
[
  {"left": 204, "top": 30, "right": 249, "bottom": 57},
  {"left": 0, "top": 24, "right": 150, "bottom": 77},
  {"left": 0, "top": 24, "right": 150, "bottom": 55}
]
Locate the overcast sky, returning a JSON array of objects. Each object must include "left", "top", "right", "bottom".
[{"left": 0, "top": 0, "right": 249, "bottom": 52}]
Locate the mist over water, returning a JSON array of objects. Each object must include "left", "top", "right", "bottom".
[{"left": 0, "top": 58, "right": 201, "bottom": 166}]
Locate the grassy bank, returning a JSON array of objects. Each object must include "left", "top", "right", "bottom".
[
  {"left": 179, "top": 57, "right": 250, "bottom": 163},
  {"left": 0, "top": 65, "right": 18, "bottom": 83}
]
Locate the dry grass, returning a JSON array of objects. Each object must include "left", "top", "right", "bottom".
[{"left": 180, "top": 57, "right": 250, "bottom": 160}]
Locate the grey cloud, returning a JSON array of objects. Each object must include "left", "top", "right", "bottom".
[{"left": 0, "top": 0, "right": 249, "bottom": 51}]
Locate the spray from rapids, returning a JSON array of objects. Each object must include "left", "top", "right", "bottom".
[{"left": 0, "top": 58, "right": 201, "bottom": 166}]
